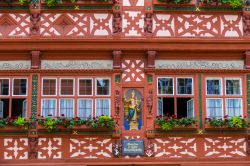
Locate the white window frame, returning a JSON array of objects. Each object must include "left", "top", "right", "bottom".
[
  {"left": 157, "top": 77, "right": 174, "bottom": 95},
  {"left": 0, "top": 78, "right": 10, "bottom": 96},
  {"left": 42, "top": 78, "right": 57, "bottom": 96},
  {"left": 59, "top": 78, "right": 75, "bottom": 96},
  {"left": 206, "top": 98, "right": 223, "bottom": 119},
  {"left": 77, "top": 98, "right": 93, "bottom": 119},
  {"left": 206, "top": 78, "right": 223, "bottom": 96},
  {"left": 41, "top": 98, "right": 57, "bottom": 117},
  {"left": 176, "top": 77, "right": 194, "bottom": 95},
  {"left": 78, "top": 78, "right": 93, "bottom": 96},
  {"left": 95, "top": 98, "right": 111, "bottom": 116},
  {"left": 12, "top": 78, "right": 28, "bottom": 96},
  {"left": 224, "top": 78, "right": 242, "bottom": 96},
  {"left": 59, "top": 98, "right": 74, "bottom": 118},
  {"left": 225, "top": 98, "right": 243, "bottom": 117},
  {"left": 95, "top": 78, "right": 111, "bottom": 96}
]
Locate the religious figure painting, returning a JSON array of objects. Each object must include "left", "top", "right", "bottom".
[{"left": 124, "top": 89, "right": 142, "bottom": 130}]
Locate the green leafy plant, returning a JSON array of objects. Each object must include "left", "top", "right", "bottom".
[
  {"left": 206, "top": 116, "right": 248, "bottom": 128},
  {"left": 86, "top": 116, "right": 116, "bottom": 129},
  {"left": 155, "top": 115, "right": 197, "bottom": 131},
  {"left": 0, "top": 118, "right": 8, "bottom": 128},
  {"left": 200, "top": 0, "right": 243, "bottom": 8},
  {"left": 38, "top": 116, "right": 58, "bottom": 133},
  {"left": 158, "top": 0, "right": 191, "bottom": 4},
  {"left": 12, "top": 116, "right": 28, "bottom": 129}
]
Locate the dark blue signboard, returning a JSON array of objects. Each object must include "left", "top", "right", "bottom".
[{"left": 122, "top": 139, "right": 144, "bottom": 156}]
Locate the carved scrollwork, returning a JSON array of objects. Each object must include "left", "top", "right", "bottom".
[
  {"left": 113, "top": 13, "right": 122, "bottom": 34},
  {"left": 30, "top": 13, "right": 41, "bottom": 35},
  {"left": 243, "top": 15, "right": 250, "bottom": 36},
  {"left": 144, "top": 13, "right": 153, "bottom": 34}
]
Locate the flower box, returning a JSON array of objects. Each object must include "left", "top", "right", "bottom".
[
  {"left": 204, "top": 124, "right": 247, "bottom": 130},
  {"left": 0, "top": 126, "right": 28, "bottom": 132},
  {"left": 197, "top": 0, "right": 243, "bottom": 9},
  {"left": 153, "top": 0, "right": 196, "bottom": 7},
  {"left": 154, "top": 124, "right": 197, "bottom": 131}
]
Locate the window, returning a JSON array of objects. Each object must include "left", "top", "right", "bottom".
[
  {"left": 78, "top": 99, "right": 92, "bottom": 119},
  {"left": 157, "top": 77, "right": 194, "bottom": 118},
  {"left": 0, "top": 79, "right": 9, "bottom": 96},
  {"left": 41, "top": 77, "right": 111, "bottom": 118},
  {"left": 60, "top": 79, "right": 74, "bottom": 96},
  {"left": 95, "top": 98, "right": 110, "bottom": 116},
  {"left": 96, "top": 79, "right": 110, "bottom": 96},
  {"left": 42, "top": 79, "right": 56, "bottom": 96},
  {"left": 206, "top": 77, "right": 243, "bottom": 119},
  {"left": 41, "top": 99, "right": 56, "bottom": 117},
  {"left": 79, "top": 79, "right": 92, "bottom": 96},
  {"left": 0, "top": 78, "right": 28, "bottom": 118},
  {"left": 60, "top": 99, "right": 74, "bottom": 118},
  {"left": 13, "top": 79, "right": 27, "bottom": 96}
]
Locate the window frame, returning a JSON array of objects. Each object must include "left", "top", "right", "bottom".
[
  {"left": 206, "top": 98, "right": 223, "bottom": 119},
  {"left": 95, "top": 78, "right": 111, "bottom": 97},
  {"left": 12, "top": 78, "right": 28, "bottom": 96},
  {"left": 0, "top": 78, "right": 10, "bottom": 96},
  {"left": 205, "top": 77, "right": 223, "bottom": 96},
  {"left": 176, "top": 77, "right": 194, "bottom": 95},
  {"left": 77, "top": 98, "right": 93, "bottom": 119},
  {"left": 225, "top": 98, "right": 243, "bottom": 117},
  {"left": 94, "top": 98, "right": 111, "bottom": 117},
  {"left": 41, "top": 98, "right": 57, "bottom": 117},
  {"left": 59, "top": 78, "right": 75, "bottom": 96},
  {"left": 42, "top": 78, "right": 57, "bottom": 97},
  {"left": 157, "top": 77, "right": 174, "bottom": 96},
  {"left": 78, "top": 78, "right": 93, "bottom": 97},
  {"left": 59, "top": 98, "right": 74, "bottom": 118},
  {"left": 224, "top": 78, "right": 242, "bottom": 96}
]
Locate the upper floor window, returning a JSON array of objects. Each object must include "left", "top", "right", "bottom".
[
  {"left": 0, "top": 78, "right": 28, "bottom": 118},
  {"left": 157, "top": 77, "right": 194, "bottom": 118},
  {"left": 206, "top": 77, "right": 243, "bottom": 119},
  {"left": 41, "top": 77, "right": 111, "bottom": 118}
]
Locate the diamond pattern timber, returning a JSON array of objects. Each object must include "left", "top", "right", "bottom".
[
  {"left": 122, "top": 59, "right": 145, "bottom": 82},
  {"left": 204, "top": 137, "right": 247, "bottom": 158},
  {"left": 4, "top": 138, "right": 28, "bottom": 160},
  {"left": 176, "top": 15, "right": 219, "bottom": 37},
  {"left": 70, "top": 137, "right": 113, "bottom": 158},
  {"left": 153, "top": 137, "right": 197, "bottom": 158},
  {"left": 38, "top": 138, "right": 62, "bottom": 159},
  {"left": 0, "top": 13, "right": 30, "bottom": 37},
  {"left": 153, "top": 14, "right": 175, "bottom": 37},
  {"left": 122, "top": 11, "right": 144, "bottom": 36},
  {"left": 90, "top": 14, "right": 112, "bottom": 36},
  {"left": 221, "top": 15, "right": 243, "bottom": 37}
]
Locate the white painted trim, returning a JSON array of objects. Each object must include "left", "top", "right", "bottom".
[
  {"left": 206, "top": 98, "right": 223, "bottom": 119},
  {"left": 95, "top": 98, "right": 111, "bottom": 117},
  {"left": 78, "top": 78, "right": 93, "bottom": 96},
  {"left": 157, "top": 77, "right": 174, "bottom": 95},
  {"left": 176, "top": 77, "right": 194, "bottom": 95},
  {"left": 0, "top": 78, "right": 10, "bottom": 96},
  {"left": 42, "top": 78, "right": 57, "bottom": 97},
  {"left": 95, "top": 78, "right": 111, "bottom": 96},
  {"left": 59, "top": 98, "right": 74, "bottom": 118},
  {"left": 205, "top": 78, "right": 223, "bottom": 96},
  {"left": 224, "top": 78, "right": 242, "bottom": 96},
  {"left": 225, "top": 98, "right": 243, "bottom": 117},
  {"left": 41, "top": 98, "right": 57, "bottom": 117},
  {"left": 59, "top": 78, "right": 75, "bottom": 96},
  {"left": 77, "top": 98, "right": 93, "bottom": 119},
  {"left": 12, "top": 78, "right": 28, "bottom": 96}
]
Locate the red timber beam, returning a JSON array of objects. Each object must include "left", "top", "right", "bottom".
[{"left": 0, "top": 38, "right": 250, "bottom": 51}]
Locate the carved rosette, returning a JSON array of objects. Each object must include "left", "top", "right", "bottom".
[
  {"left": 112, "top": 141, "right": 122, "bottom": 157},
  {"left": 145, "top": 140, "right": 154, "bottom": 157}
]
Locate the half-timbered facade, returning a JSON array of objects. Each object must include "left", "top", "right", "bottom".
[{"left": 0, "top": 0, "right": 250, "bottom": 165}]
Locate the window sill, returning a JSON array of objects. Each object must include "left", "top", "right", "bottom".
[
  {"left": 204, "top": 124, "right": 248, "bottom": 130},
  {"left": 0, "top": 126, "right": 28, "bottom": 132},
  {"left": 154, "top": 124, "right": 197, "bottom": 131}
]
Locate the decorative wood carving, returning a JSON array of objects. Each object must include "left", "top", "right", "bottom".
[
  {"left": 243, "top": 15, "right": 250, "bottom": 36},
  {"left": 145, "top": 140, "right": 154, "bottom": 157},
  {"left": 147, "top": 89, "right": 153, "bottom": 115},
  {"left": 144, "top": 13, "right": 153, "bottom": 34},
  {"left": 113, "top": 13, "right": 122, "bottom": 34},
  {"left": 28, "top": 137, "right": 38, "bottom": 159},
  {"left": 115, "top": 89, "right": 121, "bottom": 117},
  {"left": 245, "top": 51, "right": 250, "bottom": 69},
  {"left": 247, "top": 136, "right": 250, "bottom": 156},
  {"left": 30, "top": 14, "right": 41, "bottom": 36},
  {"left": 31, "top": 51, "right": 41, "bottom": 69},
  {"left": 112, "top": 141, "right": 122, "bottom": 158},
  {"left": 113, "top": 50, "right": 122, "bottom": 69},
  {"left": 147, "top": 50, "right": 157, "bottom": 68}
]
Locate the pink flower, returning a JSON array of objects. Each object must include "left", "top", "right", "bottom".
[
  {"left": 48, "top": 114, "right": 52, "bottom": 117},
  {"left": 61, "top": 114, "right": 65, "bottom": 117}
]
